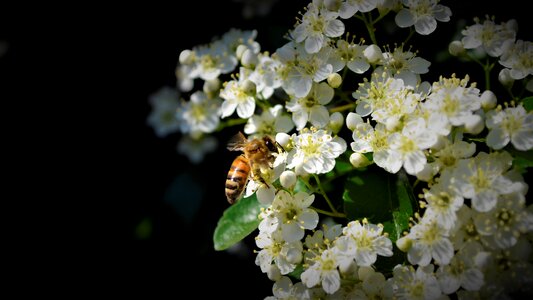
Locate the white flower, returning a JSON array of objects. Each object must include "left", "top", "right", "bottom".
[
  {"left": 266, "top": 276, "right": 312, "bottom": 300},
  {"left": 416, "top": 136, "right": 476, "bottom": 181},
  {"left": 220, "top": 67, "right": 257, "bottom": 119},
  {"left": 190, "top": 41, "right": 238, "bottom": 81},
  {"left": 422, "top": 171, "right": 464, "bottom": 231},
  {"left": 176, "top": 135, "right": 217, "bottom": 164},
  {"left": 270, "top": 190, "right": 319, "bottom": 242},
  {"left": 391, "top": 264, "right": 443, "bottom": 300},
  {"left": 474, "top": 191, "right": 533, "bottom": 249},
  {"left": 292, "top": 2, "right": 345, "bottom": 54},
  {"left": 340, "top": 219, "right": 393, "bottom": 266},
  {"left": 354, "top": 267, "right": 394, "bottom": 299},
  {"left": 176, "top": 91, "right": 221, "bottom": 138},
  {"left": 146, "top": 86, "right": 180, "bottom": 138},
  {"left": 352, "top": 72, "right": 407, "bottom": 120},
  {"left": 244, "top": 104, "right": 294, "bottom": 137},
  {"left": 453, "top": 151, "right": 521, "bottom": 212},
  {"left": 461, "top": 18, "right": 517, "bottom": 57},
  {"left": 449, "top": 205, "right": 483, "bottom": 250},
  {"left": 285, "top": 82, "right": 334, "bottom": 130},
  {"left": 386, "top": 118, "right": 437, "bottom": 175},
  {"left": 338, "top": 0, "right": 379, "bottom": 19},
  {"left": 423, "top": 75, "right": 482, "bottom": 134},
  {"left": 248, "top": 53, "right": 283, "bottom": 99},
  {"left": 486, "top": 104, "right": 533, "bottom": 151},
  {"left": 304, "top": 225, "right": 342, "bottom": 264},
  {"left": 255, "top": 230, "right": 303, "bottom": 275},
  {"left": 329, "top": 39, "right": 370, "bottom": 74},
  {"left": 378, "top": 46, "right": 431, "bottom": 88},
  {"left": 276, "top": 42, "right": 333, "bottom": 98},
  {"left": 405, "top": 219, "right": 454, "bottom": 266},
  {"left": 221, "top": 28, "right": 260, "bottom": 55},
  {"left": 394, "top": 0, "right": 452, "bottom": 35},
  {"left": 286, "top": 129, "right": 347, "bottom": 175},
  {"left": 436, "top": 241, "right": 485, "bottom": 294},
  {"left": 499, "top": 39, "right": 533, "bottom": 80},
  {"left": 300, "top": 248, "right": 342, "bottom": 294}
]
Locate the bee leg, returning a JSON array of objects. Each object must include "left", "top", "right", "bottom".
[{"left": 253, "top": 173, "right": 271, "bottom": 188}]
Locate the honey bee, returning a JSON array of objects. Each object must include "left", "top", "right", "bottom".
[{"left": 225, "top": 131, "right": 281, "bottom": 204}]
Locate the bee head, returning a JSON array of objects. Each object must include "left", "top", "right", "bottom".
[{"left": 263, "top": 136, "right": 279, "bottom": 153}]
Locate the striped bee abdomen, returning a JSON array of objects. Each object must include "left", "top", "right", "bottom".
[{"left": 225, "top": 155, "right": 250, "bottom": 204}]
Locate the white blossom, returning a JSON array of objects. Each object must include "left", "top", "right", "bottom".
[
  {"left": 220, "top": 67, "right": 257, "bottom": 119},
  {"left": 394, "top": 0, "right": 452, "bottom": 35},
  {"left": 244, "top": 104, "right": 294, "bottom": 137},
  {"left": 453, "top": 151, "right": 522, "bottom": 212},
  {"left": 286, "top": 82, "right": 334, "bottom": 130},
  {"left": 300, "top": 248, "right": 342, "bottom": 294},
  {"left": 391, "top": 264, "right": 443, "bottom": 300},
  {"left": 292, "top": 2, "right": 345, "bottom": 54},
  {"left": 270, "top": 190, "right": 319, "bottom": 242},
  {"left": 176, "top": 91, "right": 221, "bottom": 138},
  {"left": 286, "top": 129, "right": 347, "bottom": 175},
  {"left": 486, "top": 104, "right": 533, "bottom": 151},
  {"left": 461, "top": 18, "right": 517, "bottom": 57},
  {"left": 499, "top": 39, "right": 533, "bottom": 80},
  {"left": 146, "top": 86, "right": 180, "bottom": 138},
  {"left": 338, "top": 0, "right": 378, "bottom": 19}
]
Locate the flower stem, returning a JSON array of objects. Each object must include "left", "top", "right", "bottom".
[
  {"left": 313, "top": 174, "right": 339, "bottom": 214},
  {"left": 329, "top": 103, "right": 355, "bottom": 113},
  {"left": 361, "top": 13, "right": 378, "bottom": 45},
  {"left": 216, "top": 118, "right": 247, "bottom": 131},
  {"left": 483, "top": 59, "right": 495, "bottom": 90},
  {"left": 311, "top": 206, "right": 346, "bottom": 218}
]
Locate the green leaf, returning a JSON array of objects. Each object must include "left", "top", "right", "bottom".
[
  {"left": 508, "top": 148, "right": 533, "bottom": 172},
  {"left": 288, "top": 264, "right": 304, "bottom": 280},
  {"left": 522, "top": 96, "right": 533, "bottom": 112},
  {"left": 342, "top": 166, "right": 414, "bottom": 243},
  {"left": 213, "top": 194, "right": 263, "bottom": 251},
  {"left": 335, "top": 159, "right": 353, "bottom": 173}
]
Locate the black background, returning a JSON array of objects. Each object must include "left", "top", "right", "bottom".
[{"left": 2, "top": 0, "right": 531, "bottom": 298}]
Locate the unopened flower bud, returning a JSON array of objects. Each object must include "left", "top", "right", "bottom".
[
  {"left": 236, "top": 44, "right": 248, "bottom": 60},
  {"left": 480, "top": 90, "right": 497, "bottom": 110},
  {"left": 179, "top": 49, "right": 194, "bottom": 64},
  {"left": 358, "top": 266, "right": 375, "bottom": 281},
  {"left": 324, "top": 0, "right": 341, "bottom": 11},
  {"left": 266, "top": 264, "right": 282, "bottom": 281},
  {"left": 257, "top": 186, "right": 275, "bottom": 205},
  {"left": 498, "top": 68, "right": 514, "bottom": 88},
  {"left": 327, "top": 73, "right": 342, "bottom": 88},
  {"left": 339, "top": 260, "right": 358, "bottom": 276},
  {"left": 280, "top": 171, "right": 297, "bottom": 189},
  {"left": 203, "top": 78, "right": 221, "bottom": 94},
  {"left": 350, "top": 152, "right": 371, "bottom": 168},
  {"left": 464, "top": 114, "right": 484, "bottom": 135},
  {"left": 328, "top": 112, "right": 344, "bottom": 134},
  {"left": 396, "top": 236, "right": 413, "bottom": 252},
  {"left": 448, "top": 40, "right": 465, "bottom": 56},
  {"left": 241, "top": 48, "right": 258, "bottom": 68},
  {"left": 506, "top": 19, "right": 518, "bottom": 32},
  {"left": 286, "top": 247, "right": 302, "bottom": 264},
  {"left": 346, "top": 112, "right": 363, "bottom": 131},
  {"left": 363, "top": 272, "right": 386, "bottom": 295},
  {"left": 385, "top": 116, "right": 400, "bottom": 131},
  {"left": 242, "top": 79, "right": 256, "bottom": 95},
  {"left": 364, "top": 44, "right": 383, "bottom": 63},
  {"left": 276, "top": 132, "right": 291, "bottom": 148}
]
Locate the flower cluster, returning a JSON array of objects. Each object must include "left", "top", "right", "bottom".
[{"left": 148, "top": 0, "right": 533, "bottom": 298}]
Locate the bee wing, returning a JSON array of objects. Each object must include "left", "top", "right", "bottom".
[{"left": 227, "top": 131, "right": 248, "bottom": 151}]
